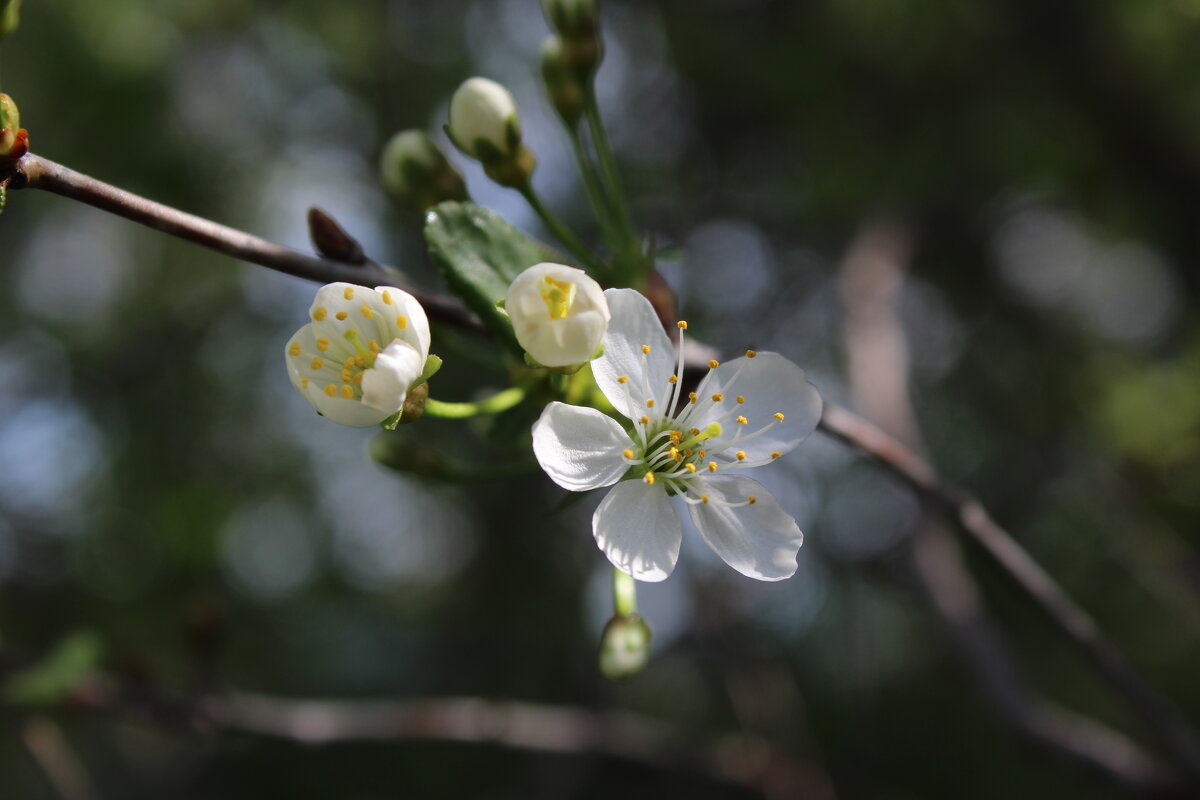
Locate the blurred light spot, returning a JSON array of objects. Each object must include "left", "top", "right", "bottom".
[
  {"left": 993, "top": 205, "right": 1090, "bottom": 305},
  {"left": 221, "top": 498, "right": 318, "bottom": 601},
  {"left": 901, "top": 281, "right": 965, "bottom": 377},
  {"left": 682, "top": 220, "right": 773, "bottom": 312},
  {"left": 0, "top": 399, "right": 105, "bottom": 526},
  {"left": 1074, "top": 244, "right": 1181, "bottom": 344},
  {"left": 820, "top": 465, "right": 919, "bottom": 561}
]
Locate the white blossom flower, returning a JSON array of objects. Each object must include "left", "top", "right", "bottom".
[
  {"left": 506, "top": 262, "right": 610, "bottom": 367},
  {"left": 285, "top": 282, "right": 430, "bottom": 428},
  {"left": 448, "top": 77, "right": 521, "bottom": 161},
  {"left": 532, "top": 289, "right": 822, "bottom": 581}
]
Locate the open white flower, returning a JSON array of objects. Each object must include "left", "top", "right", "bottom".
[
  {"left": 285, "top": 282, "right": 430, "bottom": 428},
  {"left": 532, "top": 289, "right": 822, "bottom": 581},
  {"left": 506, "top": 262, "right": 610, "bottom": 367}
]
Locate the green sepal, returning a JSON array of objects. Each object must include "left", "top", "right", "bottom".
[
  {"left": 424, "top": 201, "right": 560, "bottom": 356},
  {"left": 417, "top": 353, "right": 444, "bottom": 385}
]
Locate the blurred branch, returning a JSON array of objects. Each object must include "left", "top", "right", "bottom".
[
  {"left": 831, "top": 218, "right": 1198, "bottom": 792},
  {"left": 21, "top": 715, "right": 99, "bottom": 800},
  {"left": 204, "top": 692, "right": 835, "bottom": 800},
  {"left": 6, "top": 152, "right": 479, "bottom": 330}
]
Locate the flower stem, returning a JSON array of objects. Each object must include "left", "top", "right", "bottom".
[
  {"left": 583, "top": 90, "right": 633, "bottom": 242},
  {"left": 517, "top": 182, "right": 601, "bottom": 273},
  {"left": 423, "top": 387, "right": 525, "bottom": 419},
  {"left": 566, "top": 123, "right": 620, "bottom": 247},
  {"left": 612, "top": 567, "right": 637, "bottom": 616}
]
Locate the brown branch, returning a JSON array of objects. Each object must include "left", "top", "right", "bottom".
[
  {"left": 829, "top": 220, "right": 1200, "bottom": 788},
  {"left": 200, "top": 692, "right": 833, "bottom": 799},
  {"left": 7, "top": 152, "right": 480, "bottom": 331},
  {"left": 21, "top": 715, "right": 100, "bottom": 800}
]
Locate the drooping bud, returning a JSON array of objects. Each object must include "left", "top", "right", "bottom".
[
  {"left": 540, "top": 37, "right": 584, "bottom": 126},
  {"left": 506, "top": 262, "right": 610, "bottom": 368},
  {"left": 0, "top": 0, "right": 21, "bottom": 40},
  {"left": 540, "top": 0, "right": 602, "bottom": 78},
  {"left": 599, "top": 613, "right": 651, "bottom": 680},
  {"left": 379, "top": 129, "right": 468, "bottom": 213},
  {"left": 446, "top": 78, "right": 535, "bottom": 188}
]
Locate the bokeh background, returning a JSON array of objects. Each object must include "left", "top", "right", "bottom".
[{"left": 1, "top": 0, "right": 1198, "bottom": 797}]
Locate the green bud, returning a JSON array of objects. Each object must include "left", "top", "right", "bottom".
[
  {"left": 541, "top": 0, "right": 602, "bottom": 77},
  {"left": 599, "top": 613, "right": 651, "bottom": 679},
  {"left": 0, "top": 93, "right": 26, "bottom": 162},
  {"left": 380, "top": 130, "right": 468, "bottom": 212},
  {"left": 540, "top": 37, "right": 585, "bottom": 126},
  {"left": 0, "top": 0, "right": 21, "bottom": 40},
  {"left": 446, "top": 78, "right": 537, "bottom": 189}
]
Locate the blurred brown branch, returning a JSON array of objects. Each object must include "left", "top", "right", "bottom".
[{"left": 832, "top": 218, "right": 1198, "bottom": 793}]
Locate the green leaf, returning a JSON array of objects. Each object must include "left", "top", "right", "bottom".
[
  {"left": 424, "top": 201, "right": 560, "bottom": 355},
  {"left": 3, "top": 630, "right": 103, "bottom": 705}
]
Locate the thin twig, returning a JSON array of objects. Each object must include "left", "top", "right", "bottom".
[
  {"left": 21, "top": 715, "right": 100, "bottom": 800},
  {"left": 7, "top": 152, "right": 480, "bottom": 330}
]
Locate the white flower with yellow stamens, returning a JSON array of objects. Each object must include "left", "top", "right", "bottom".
[
  {"left": 506, "top": 262, "right": 610, "bottom": 367},
  {"left": 285, "top": 282, "right": 430, "bottom": 428},
  {"left": 531, "top": 289, "right": 822, "bottom": 581}
]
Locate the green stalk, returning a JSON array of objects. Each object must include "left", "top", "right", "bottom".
[
  {"left": 517, "top": 182, "right": 602, "bottom": 273},
  {"left": 424, "top": 387, "right": 526, "bottom": 419},
  {"left": 566, "top": 123, "right": 620, "bottom": 248},
  {"left": 612, "top": 567, "right": 637, "bottom": 616}
]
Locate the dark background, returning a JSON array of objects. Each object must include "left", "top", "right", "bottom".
[{"left": 1, "top": 0, "right": 1198, "bottom": 797}]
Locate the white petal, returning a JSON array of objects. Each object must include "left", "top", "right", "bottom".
[
  {"left": 374, "top": 285, "right": 431, "bottom": 358},
  {"left": 532, "top": 402, "right": 633, "bottom": 491},
  {"left": 696, "top": 352, "right": 822, "bottom": 462},
  {"left": 591, "top": 289, "right": 675, "bottom": 420},
  {"left": 360, "top": 340, "right": 424, "bottom": 413},
  {"left": 593, "top": 479, "right": 682, "bottom": 582},
  {"left": 688, "top": 476, "right": 802, "bottom": 581},
  {"left": 304, "top": 387, "right": 391, "bottom": 427},
  {"left": 506, "top": 264, "right": 609, "bottom": 367}
]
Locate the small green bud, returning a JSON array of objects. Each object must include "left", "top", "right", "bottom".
[
  {"left": 599, "top": 613, "right": 651, "bottom": 680},
  {"left": 540, "top": 37, "right": 585, "bottom": 126},
  {"left": 0, "top": 0, "right": 21, "bottom": 40},
  {"left": 380, "top": 130, "right": 468, "bottom": 212},
  {"left": 541, "top": 0, "right": 603, "bottom": 78},
  {"left": 0, "top": 93, "right": 27, "bottom": 163}
]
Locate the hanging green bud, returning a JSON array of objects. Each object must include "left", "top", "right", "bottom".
[
  {"left": 599, "top": 613, "right": 651, "bottom": 680},
  {"left": 540, "top": 37, "right": 585, "bottom": 126},
  {"left": 0, "top": 0, "right": 20, "bottom": 40},
  {"left": 0, "top": 93, "right": 28, "bottom": 166},
  {"left": 446, "top": 78, "right": 536, "bottom": 189},
  {"left": 541, "top": 0, "right": 602, "bottom": 78},
  {"left": 380, "top": 130, "right": 468, "bottom": 213}
]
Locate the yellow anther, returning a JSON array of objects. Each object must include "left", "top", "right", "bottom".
[
  {"left": 335, "top": 311, "right": 348, "bottom": 321},
  {"left": 677, "top": 320, "right": 688, "bottom": 329},
  {"left": 381, "top": 290, "right": 393, "bottom": 305},
  {"left": 773, "top": 412, "right": 786, "bottom": 422},
  {"left": 617, "top": 375, "right": 629, "bottom": 384},
  {"left": 646, "top": 399, "right": 655, "bottom": 408},
  {"left": 669, "top": 447, "right": 679, "bottom": 460},
  {"left": 699, "top": 449, "right": 706, "bottom": 459},
  {"left": 736, "top": 451, "right": 746, "bottom": 461},
  {"left": 288, "top": 342, "right": 301, "bottom": 356},
  {"left": 683, "top": 449, "right": 693, "bottom": 457},
  {"left": 669, "top": 430, "right": 683, "bottom": 442},
  {"left": 708, "top": 461, "right": 718, "bottom": 472},
  {"left": 770, "top": 451, "right": 781, "bottom": 459},
  {"left": 736, "top": 395, "right": 745, "bottom": 404},
  {"left": 711, "top": 393, "right": 724, "bottom": 402},
  {"left": 369, "top": 340, "right": 381, "bottom": 354},
  {"left": 310, "top": 357, "right": 324, "bottom": 370},
  {"left": 642, "top": 344, "right": 651, "bottom": 355},
  {"left": 736, "top": 415, "right": 748, "bottom": 425},
  {"left": 343, "top": 287, "right": 355, "bottom": 300},
  {"left": 640, "top": 416, "right": 650, "bottom": 425},
  {"left": 396, "top": 315, "right": 408, "bottom": 329},
  {"left": 668, "top": 374, "right": 678, "bottom": 384},
  {"left": 313, "top": 307, "right": 327, "bottom": 321},
  {"left": 316, "top": 338, "right": 330, "bottom": 352},
  {"left": 685, "top": 463, "right": 697, "bottom": 473},
  {"left": 300, "top": 377, "right": 309, "bottom": 389},
  {"left": 688, "top": 392, "right": 698, "bottom": 404},
  {"left": 360, "top": 304, "right": 373, "bottom": 319},
  {"left": 356, "top": 354, "right": 366, "bottom": 366},
  {"left": 708, "top": 359, "right": 720, "bottom": 369},
  {"left": 353, "top": 373, "right": 363, "bottom": 385},
  {"left": 644, "top": 472, "right": 656, "bottom": 485},
  {"left": 540, "top": 275, "right": 576, "bottom": 320},
  {"left": 746, "top": 349, "right": 757, "bottom": 358},
  {"left": 700, "top": 494, "right": 710, "bottom": 504},
  {"left": 748, "top": 496, "right": 757, "bottom": 505},
  {"left": 340, "top": 384, "right": 354, "bottom": 399},
  {"left": 690, "top": 427, "right": 700, "bottom": 435},
  {"left": 324, "top": 384, "right": 337, "bottom": 397},
  {"left": 622, "top": 449, "right": 634, "bottom": 460}
]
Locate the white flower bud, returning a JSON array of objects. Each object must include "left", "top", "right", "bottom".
[
  {"left": 506, "top": 263, "right": 610, "bottom": 368},
  {"left": 447, "top": 77, "right": 522, "bottom": 163},
  {"left": 379, "top": 129, "right": 468, "bottom": 211}
]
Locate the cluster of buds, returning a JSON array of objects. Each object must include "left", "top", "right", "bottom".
[
  {"left": 446, "top": 77, "right": 535, "bottom": 188},
  {"left": 539, "top": 0, "right": 602, "bottom": 126},
  {"left": 379, "top": 130, "right": 469, "bottom": 213}
]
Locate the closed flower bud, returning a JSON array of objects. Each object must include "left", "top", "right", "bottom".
[
  {"left": 380, "top": 129, "right": 468, "bottom": 212},
  {"left": 0, "top": 93, "right": 27, "bottom": 163},
  {"left": 506, "top": 262, "right": 610, "bottom": 368},
  {"left": 541, "top": 0, "right": 602, "bottom": 77},
  {"left": 540, "top": 37, "right": 584, "bottom": 126},
  {"left": 599, "top": 614, "right": 651, "bottom": 680},
  {"left": 448, "top": 77, "right": 522, "bottom": 163}
]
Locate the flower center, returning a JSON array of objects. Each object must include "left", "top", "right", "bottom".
[{"left": 540, "top": 275, "right": 577, "bottom": 320}]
